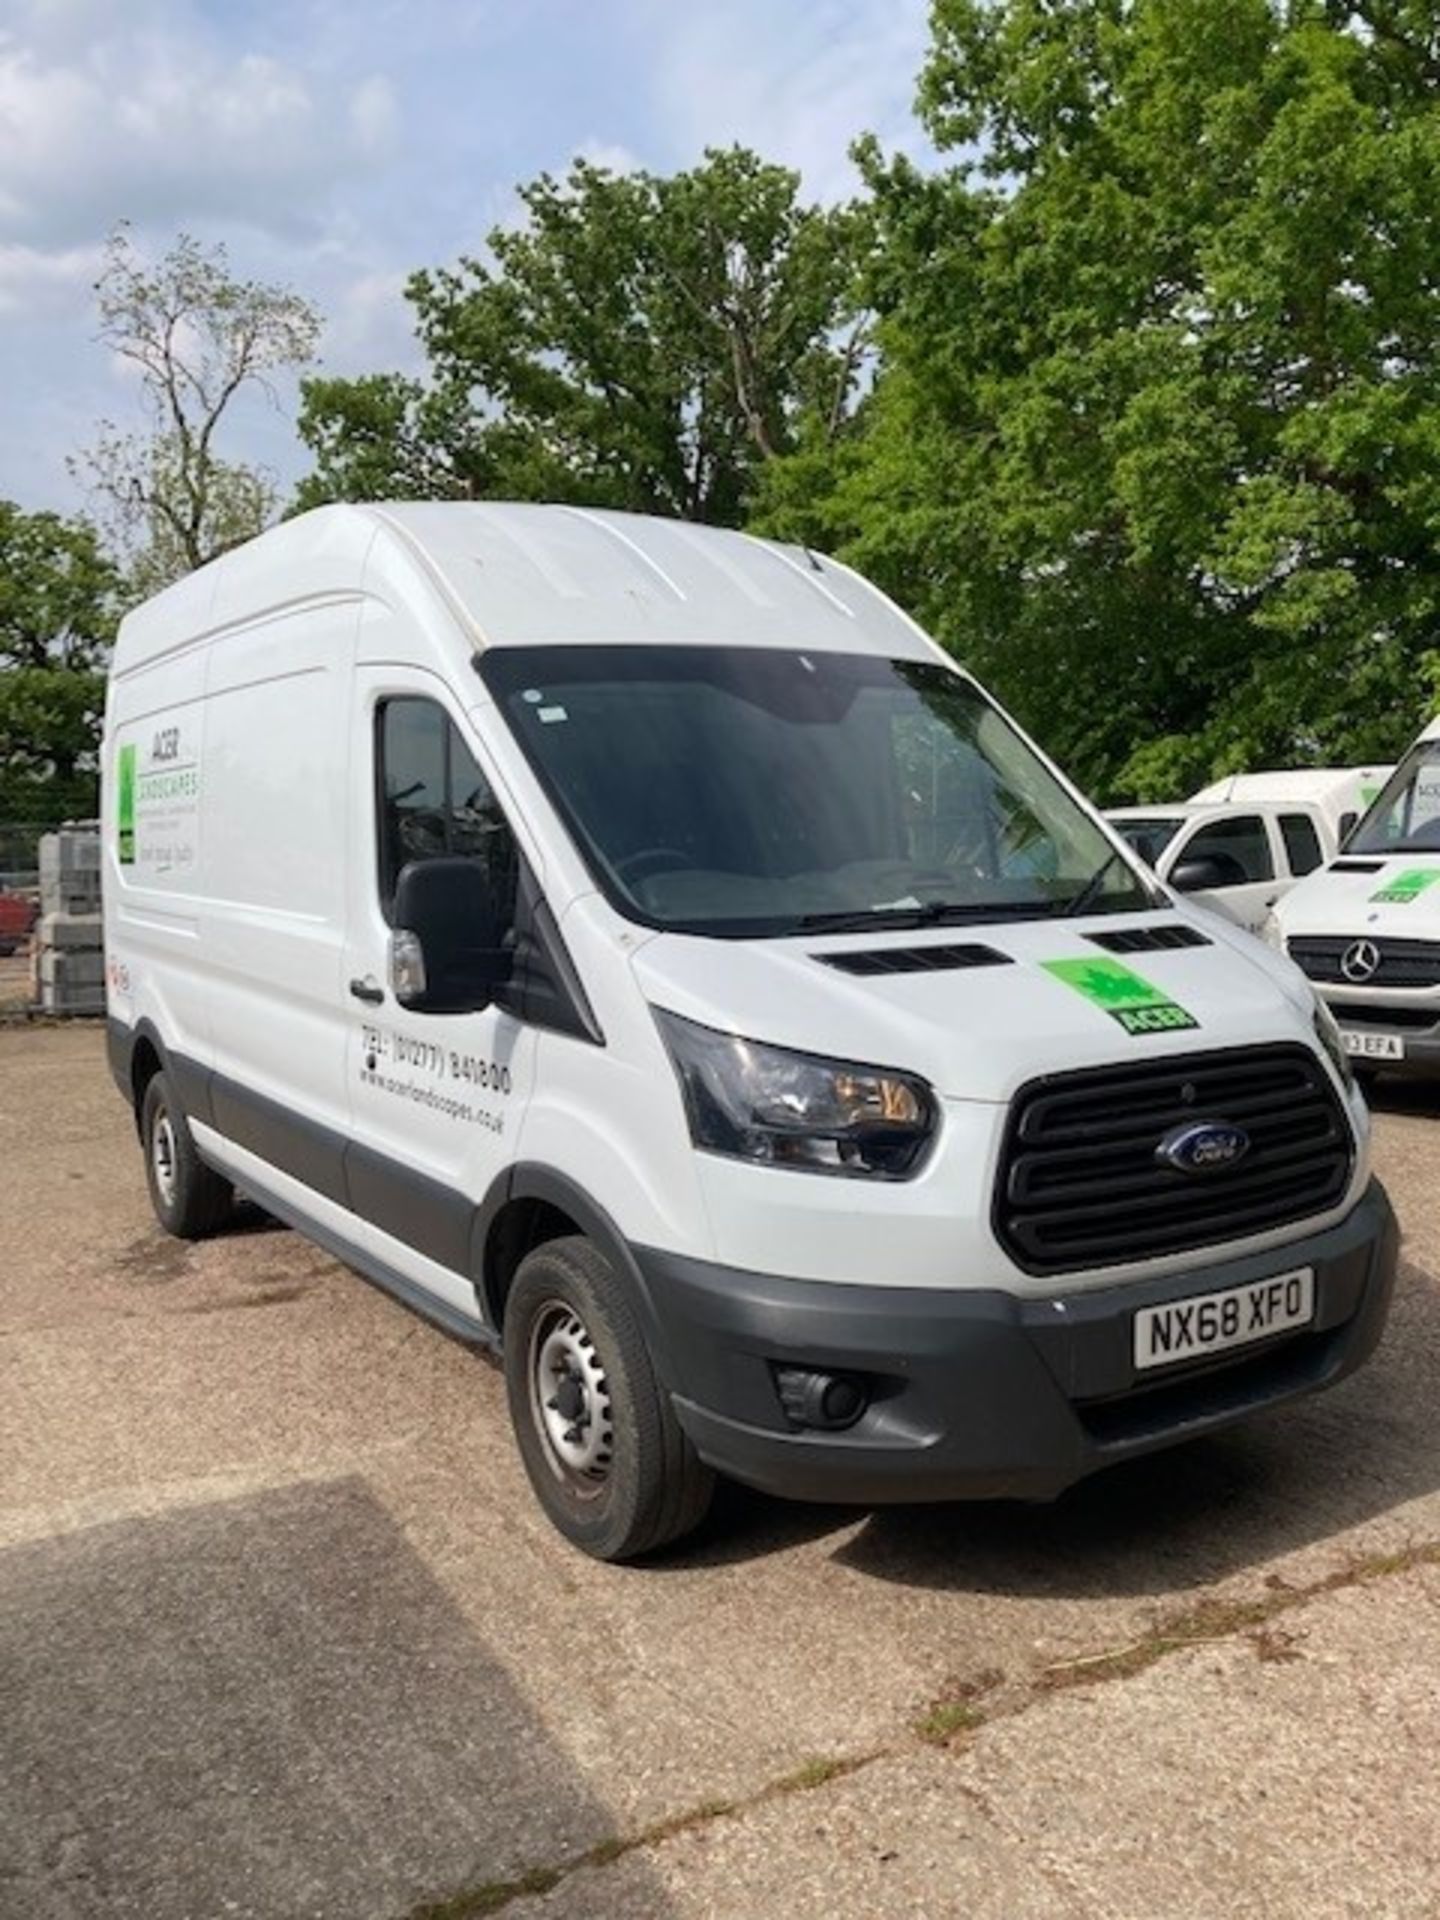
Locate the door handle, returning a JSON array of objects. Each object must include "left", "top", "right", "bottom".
[{"left": 349, "top": 976, "right": 384, "bottom": 1005}]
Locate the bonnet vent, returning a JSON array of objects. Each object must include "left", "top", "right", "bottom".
[
  {"left": 1086, "top": 924, "right": 1211, "bottom": 955},
  {"left": 817, "top": 943, "right": 1013, "bottom": 977}
]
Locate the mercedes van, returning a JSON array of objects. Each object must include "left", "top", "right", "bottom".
[
  {"left": 1273, "top": 714, "right": 1440, "bottom": 1077},
  {"left": 103, "top": 505, "right": 1397, "bottom": 1559}
]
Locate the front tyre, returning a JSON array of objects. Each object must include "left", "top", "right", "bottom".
[
  {"left": 141, "top": 1071, "right": 233, "bottom": 1239},
  {"left": 503, "top": 1236, "right": 714, "bottom": 1561}
]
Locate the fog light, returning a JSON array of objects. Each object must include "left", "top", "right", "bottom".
[{"left": 774, "top": 1366, "right": 869, "bottom": 1431}]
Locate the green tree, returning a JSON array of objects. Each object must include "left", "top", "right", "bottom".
[
  {"left": 758, "top": 0, "right": 1440, "bottom": 799},
  {"left": 298, "top": 147, "right": 869, "bottom": 525},
  {"left": 73, "top": 228, "right": 321, "bottom": 596},
  {"left": 0, "top": 503, "right": 121, "bottom": 824}
]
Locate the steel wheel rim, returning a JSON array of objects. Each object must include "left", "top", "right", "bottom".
[
  {"left": 152, "top": 1111, "right": 178, "bottom": 1208},
  {"left": 527, "top": 1300, "right": 614, "bottom": 1496}
]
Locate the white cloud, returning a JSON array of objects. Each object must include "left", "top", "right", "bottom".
[
  {"left": 319, "top": 266, "right": 420, "bottom": 376},
  {"left": 0, "top": 6, "right": 399, "bottom": 247},
  {"left": 0, "top": 239, "right": 101, "bottom": 314},
  {"left": 348, "top": 74, "right": 397, "bottom": 154},
  {"left": 0, "top": 0, "right": 938, "bottom": 518},
  {"left": 645, "top": 0, "right": 931, "bottom": 202},
  {"left": 573, "top": 137, "right": 644, "bottom": 177}
]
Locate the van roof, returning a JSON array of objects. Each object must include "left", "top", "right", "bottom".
[
  {"left": 111, "top": 502, "right": 940, "bottom": 673},
  {"left": 1188, "top": 768, "right": 1389, "bottom": 803}
]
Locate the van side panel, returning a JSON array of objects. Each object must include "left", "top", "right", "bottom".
[{"left": 199, "top": 596, "right": 360, "bottom": 1178}]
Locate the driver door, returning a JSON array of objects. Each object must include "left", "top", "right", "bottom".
[
  {"left": 342, "top": 669, "right": 536, "bottom": 1322},
  {"left": 1168, "top": 812, "right": 1279, "bottom": 934}
]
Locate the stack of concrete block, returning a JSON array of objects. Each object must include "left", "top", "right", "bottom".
[{"left": 37, "top": 827, "right": 103, "bottom": 1014}]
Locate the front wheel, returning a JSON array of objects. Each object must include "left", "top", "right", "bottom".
[
  {"left": 141, "top": 1071, "right": 233, "bottom": 1239},
  {"left": 503, "top": 1236, "right": 714, "bottom": 1561}
]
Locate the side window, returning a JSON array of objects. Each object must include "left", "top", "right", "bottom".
[
  {"left": 1181, "top": 814, "right": 1274, "bottom": 885},
  {"left": 376, "top": 698, "right": 518, "bottom": 919},
  {"left": 1279, "top": 812, "right": 1323, "bottom": 876}
]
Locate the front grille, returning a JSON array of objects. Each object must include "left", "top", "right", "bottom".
[
  {"left": 817, "top": 943, "right": 1011, "bottom": 977},
  {"left": 1331, "top": 1003, "right": 1438, "bottom": 1032},
  {"left": 994, "top": 1044, "right": 1353, "bottom": 1275},
  {"left": 1087, "top": 924, "right": 1211, "bottom": 955},
  {"left": 1289, "top": 935, "right": 1440, "bottom": 989}
]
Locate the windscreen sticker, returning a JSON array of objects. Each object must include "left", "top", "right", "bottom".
[
  {"left": 1042, "top": 957, "right": 1199, "bottom": 1036},
  {"left": 1369, "top": 868, "right": 1440, "bottom": 905}
]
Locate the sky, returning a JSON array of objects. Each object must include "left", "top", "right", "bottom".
[{"left": 0, "top": 0, "right": 936, "bottom": 518}]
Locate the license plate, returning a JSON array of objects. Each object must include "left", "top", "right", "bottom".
[
  {"left": 1133, "top": 1268, "right": 1315, "bottom": 1372},
  {"left": 1341, "top": 1029, "right": 1404, "bottom": 1061}
]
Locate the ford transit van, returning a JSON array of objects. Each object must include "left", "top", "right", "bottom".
[
  {"left": 103, "top": 505, "right": 1397, "bottom": 1559},
  {"left": 1273, "top": 714, "right": 1440, "bottom": 1076}
]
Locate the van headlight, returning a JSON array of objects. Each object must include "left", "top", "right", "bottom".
[
  {"left": 1312, "top": 998, "right": 1355, "bottom": 1091},
  {"left": 654, "top": 1009, "right": 937, "bottom": 1179}
]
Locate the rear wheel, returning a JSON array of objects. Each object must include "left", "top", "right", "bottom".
[
  {"left": 503, "top": 1235, "right": 714, "bottom": 1561},
  {"left": 141, "top": 1071, "right": 233, "bottom": 1239}
]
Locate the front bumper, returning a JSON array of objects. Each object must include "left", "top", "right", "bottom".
[
  {"left": 1318, "top": 994, "right": 1440, "bottom": 1076},
  {"left": 635, "top": 1180, "right": 1398, "bottom": 1505}
]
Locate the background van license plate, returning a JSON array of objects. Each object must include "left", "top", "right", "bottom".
[
  {"left": 1341, "top": 1030, "right": 1404, "bottom": 1061},
  {"left": 1134, "top": 1269, "right": 1315, "bottom": 1371}
]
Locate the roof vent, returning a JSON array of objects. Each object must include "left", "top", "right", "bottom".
[
  {"left": 817, "top": 943, "right": 1013, "bottom": 977},
  {"left": 1087, "top": 924, "right": 1211, "bottom": 954},
  {"left": 1329, "top": 858, "right": 1383, "bottom": 873}
]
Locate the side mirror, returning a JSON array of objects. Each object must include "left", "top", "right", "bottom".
[
  {"left": 389, "top": 857, "right": 513, "bottom": 1014},
  {"left": 1171, "top": 852, "right": 1248, "bottom": 893}
]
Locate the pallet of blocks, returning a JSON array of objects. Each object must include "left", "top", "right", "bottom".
[{"left": 37, "top": 826, "right": 103, "bottom": 1014}]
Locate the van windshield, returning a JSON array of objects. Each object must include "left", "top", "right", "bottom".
[
  {"left": 1350, "top": 740, "right": 1440, "bottom": 855},
  {"left": 482, "top": 646, "right": 1155, "bottom": 936}
]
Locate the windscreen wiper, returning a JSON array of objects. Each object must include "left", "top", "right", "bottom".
[
  {"left": 797, "top": 901, "right": 1015, "bottom": 934},
  {"left": 1062, "top": 848, "right": 1140, "bottom": 918}
]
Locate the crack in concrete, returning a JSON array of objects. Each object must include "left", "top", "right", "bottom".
[{"left": 397, "top": 1535, "right": 1440, "bottom": 1920}]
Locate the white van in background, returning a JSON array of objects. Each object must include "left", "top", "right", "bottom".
[
  {"left": 1273, "top": 717, "right": 1440, "bottom": 1076},
  {"left": 1105, "top": 800, "right": 1335, "bottom": 936},
  {"left": 103, "top": 504, "right": 1396, "bottom": 1559},
  {"left": 1191, "top": 767, "right": 1392, "bottom": 846}
]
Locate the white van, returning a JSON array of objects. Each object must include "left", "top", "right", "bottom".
[
  {"left": 1273, "top": 716, "right": 1440, "bottom": 1076},
  {"left": 103, "top": 504, "right": 1397, "bottom": 1560},
  {"left": 1105, "top": 800, "right": 1334, "bottom": 935},
  {"left": 1190, "top": 768, "right": 1392, "bottom": 846}
]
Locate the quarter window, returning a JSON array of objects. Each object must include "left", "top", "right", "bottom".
[{"left": 376, "top": 698, "right": 517, "bottom": 919}]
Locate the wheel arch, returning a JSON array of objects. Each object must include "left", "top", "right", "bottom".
[{"left": 474, "top": 1164, "right": 674, "bottom": 1380}]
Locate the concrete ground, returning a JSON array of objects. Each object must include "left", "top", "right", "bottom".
[{"left": 3, "top": 1025, "right": 1439, "bottom": 1919}]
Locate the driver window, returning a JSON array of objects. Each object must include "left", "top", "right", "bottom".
[
  {"left": 376, "top": 697, "right": 518, "bottom": 920},
  {"left": 1181, "top": 814, "right": 1274, "bottom": 884}
]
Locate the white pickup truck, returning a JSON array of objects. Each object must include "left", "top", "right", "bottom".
[{"left": 1106, "top": 799, "right": 1335, "bottom": 936}]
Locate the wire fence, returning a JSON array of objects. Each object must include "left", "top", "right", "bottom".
[{"left": 1, "top": 819, "right": 69, "bottom": 890}]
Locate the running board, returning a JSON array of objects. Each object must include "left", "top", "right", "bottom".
[{"left": 233, "top": 1167, "right": 501, "bottom": 1355}]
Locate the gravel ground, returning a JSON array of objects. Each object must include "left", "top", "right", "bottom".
[{"left": 3, "top": 1025, "right": 1438, "bottom": 1919}]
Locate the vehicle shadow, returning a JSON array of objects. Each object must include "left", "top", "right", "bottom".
[
  {"left": 677, "top": 1252, "right": 1440, "bottom": 1601},
  {"left": 0, "top": 1476, "right": 672, "bottom": 1920}
]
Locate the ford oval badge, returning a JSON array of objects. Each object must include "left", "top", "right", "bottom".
[{"left": 1156, "top": 1120, "right": 1251, "bottom": 1176}]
